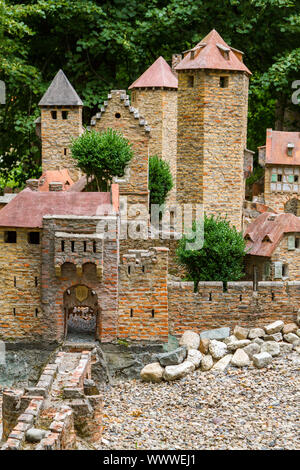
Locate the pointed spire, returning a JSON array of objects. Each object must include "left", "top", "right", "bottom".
[
  {"left": 129, "top": 57, "right": 178, "bottom": 90},
  {"left": 175, "top": 29, "right": 251, "bottom": 75},
  {"left": 39, "top": 70, "right": 83, "bottom": 106}
]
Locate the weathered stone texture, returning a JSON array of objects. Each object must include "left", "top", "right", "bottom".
[
  {"left": 176, "top": 70, "right": 249, "bottom": 231},
  {"left": 118, "top": 247, "right": 169, "bottom": 342},
  {"left": 132, "top": 88, "right": 177, "bottom": 203},
  {"left": 41, "top": 106, "right": 83, "bottom": 182},
  {"left": 168, "top": 281, "right": 297, "bottom": 337},
  {"left": 0, "top": 228, "right": 42, "bottom": 341}
]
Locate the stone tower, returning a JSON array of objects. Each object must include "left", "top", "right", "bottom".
[
  {"left": 175, "top": 30, "right": 251, "bottom": 231},
  {"left": 39, "top": 70, "right": 83, "bottom": 182},
  {"left": 129, "top": 57, "right": 178, "bottom": 203}
]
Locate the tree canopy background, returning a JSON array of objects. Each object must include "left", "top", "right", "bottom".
[{"left": 0, "top": 0, "right": 299, "bottom": 189}]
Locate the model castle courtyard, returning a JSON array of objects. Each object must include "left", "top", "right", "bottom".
[{"left": 0, "top": 29, "right": 299, "bottom": 345}]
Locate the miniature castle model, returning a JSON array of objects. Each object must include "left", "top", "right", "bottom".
[{"left": 0, "top": 29, "right": 299, "bottom": 345}]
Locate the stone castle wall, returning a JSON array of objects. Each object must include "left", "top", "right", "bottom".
[
  {"left": 132, "top": 88, "right": 177, "bottom": 203},
  {"left": 168, "top": 280, "right": 298, "bottom": 337},
  {"left": 176, "top": 70, "right": 249, "bottom": 231},
  {"left": 118, "top": 248, "right": 169, "bottom": 342},
  {"left": 91, "top": 91, "right": 150, "bottom": 212},
  {"left": 41, "top": 106, "right": 82, "bottom": 182},
  {"left": 0, "top": 228, "right": 43, "bottom": 341}
]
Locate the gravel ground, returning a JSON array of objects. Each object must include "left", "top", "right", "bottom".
[{"left": 99, "top": 352, "right": 300, "bottom": 450}]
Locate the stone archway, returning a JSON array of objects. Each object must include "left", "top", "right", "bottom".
[
  {"left": 63, "top": 285, "right": 99, "bottom": 340},
  {"left": 284, "top": 198, "right": 300, "bottom": 216}
]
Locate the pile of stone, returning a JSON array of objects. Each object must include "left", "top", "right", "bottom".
[{"left": 140, "top": 318, "right": 300, "bottom": 382}]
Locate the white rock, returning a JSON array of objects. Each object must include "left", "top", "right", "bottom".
[
  {"left": 140, "top": 362, "right": 164, "bottom": 382},
  {"left": 283, "top": 333, "right": 300, "bottom": 345},
  {"left": 212, "top": 354, "right": 233, "bottom": 371},
  {"left": 297, "top": 310, "right": 300, "bottom": 326},
  {"left": 264, "top": 320, "right": 284, "bottom": 335},
  {"left": 179, "top": 331, "right": 200, "bottom": 350},
  {"left": 248, "top": 328, "right": 265, "bottom": 339},
  {"left": 260, "top": 341, "right": 280, "bottom": 357},
  {"left": 223, "top": 335, "right": 238, "bottom": 345},
  {"left": 252, "top": 352, "right": 272, "bottom": 368},
  {"left": 187, "top": 349, "right": 202, "bottom": 368},
  {"left": 279, "top": 342, "right": 294, "bottom": 353},
  {"left": 253, "top": 337, "right": 264, "bottom": 345},
  {"left": 233, "top": 326, "right": 249, "bottom": 340},
  {"left": 231, "top": 349, "right": 250, "bottom": 367},
  {"left": 199, "top": 327, "right": 230, "bottom": 341},
  {"left": 295, "top": 345, "right": 300, "bottom": 354},
  {"left": 227, "top": 339, "right": 251, "bottom": 351},
  {"left": 209, "top": 340, "right": 228, "bottom": 360},
  {"left": 243, "top": 342, "right": 260, "bottom": 359},
  {"left": 201, "top": 355, "right": 214, "bottom": 371},
  {"left": 296, "top": 329, "right": 300, "bottom": 338},
  {"left": 163, "top": 360, "right": 195, "bottom": 381},
  {"left": 264, "top": 332, "right": 283, "bottom": 342}
]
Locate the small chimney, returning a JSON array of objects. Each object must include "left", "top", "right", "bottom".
[
  {"left": 26, "top": 179, "right": 39, "bottom": 191},
  {"left": 49, "top": 182, "right": 63, "bottom": 192},
  {"left": 172, "top": 54, "right": 182, "bottom": 75}
]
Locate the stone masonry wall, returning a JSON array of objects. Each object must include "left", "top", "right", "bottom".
[
  {"left": 168, "top": 280, "right": 298, "bottom": 337},
  {"left": 90, "top": 91, "right": 150, "bottom": 212},
  {"left": 132, "top": 88, "right": 177, "bottom": 203},
  {"left": 41, "top": 215, "right": 119, "bottom": 343},
  {"left": 0, "top": 228, "right": 43, "bottom": 342},
  {"left": 118, "top": 248, "right": 169, "bottom": 342},
  {"left": 176, "top": 70, "right": 249, "bottom": 231},
  {"left": 40, "top": 106, "right": 83, "bottom": 182}
]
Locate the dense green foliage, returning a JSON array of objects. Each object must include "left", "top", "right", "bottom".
[
  {"left": 149, "top": 155, "right": 173, "bottom": 206},
  {"left": 0, "top": 0, "right": 299, "bottom": 190},
  {"left": 71, "top": 128, "right": 133, "bottom": 191},
  {"left": 177, "top": 214, "right": 247, "bottom": 286}
]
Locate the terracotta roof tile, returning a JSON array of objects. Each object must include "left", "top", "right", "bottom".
[
  {"left": 38, "top": 169, "right": 74, "bottom": 191},
  {"left": 175, "top": 29, "right": 251, "bottom": 75},
  {"left": 244, "top": 212, "right": 300, "bottom": 257},
  {"left": 129, "top": 56, "right": 178, "bottom": 89},
  {"left": 264, "top": 129, "right": 300, "bottom": 166},
  {"left": 0, "top": 189, "right": 114, "bottom": 228}
]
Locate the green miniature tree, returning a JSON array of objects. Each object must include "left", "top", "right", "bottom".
[
  {"left": 149, "top": 155, "right": 173, "bottom": 207},
  {"left": 177, "top": 214, "right": 246, "bottom": 287},
  {"left": 71, "top": 128, "right": 134, "bottom": 191}
]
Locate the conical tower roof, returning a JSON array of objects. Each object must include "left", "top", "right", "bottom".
[
  {"left": 39, "top": 69, "right": 83, "bottom": 106},
  {"left": 129, "top": 56, "right": 178, "bottom": 89},
  {"left": 175, "top": 29, "right": 251, "bottom": 75}
]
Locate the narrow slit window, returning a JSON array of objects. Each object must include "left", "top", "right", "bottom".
[
  {"left": 13, "top": 308, "right": 16, "bottom": 316},
  {"left": 220, "top": 76, "right": 229, "bottom": 88},
  {"left": 93, "top": 241, "right": 97, "bottom": 253},
  {"left": 62, "top": 111, "right": 68, "bottom": 120},
  {"left": 83, "top": 241, "right": 87, "bottom": 252},
  {"left": 14, "top": 276, "right": 16, "bottom": 287},
  {"left": 151, "top": 309, "right": 155, "bottom": 318},
  {"left": 71, "top": 241, "right": 75, "bottom": 252},
  {"left": 64, "top": 148, "right": 67, "bottom": 156},
  {"left": 61, "top": 240, "right": 65, "bottom": 252},
  {"left": 240, "top": 295, "right": 242, "bottom": 301},
  {"left": 4, "top": 231, "right": 17, "bottom": 243},
  {"left": 130, "top": 308, "right": 133, "bottom": 317},
  {"left": 142, "top": 265, "right": 145, "bottom": 273},
  {"left": 35, "top": 308, "right": 38, "bottom": 317},
  {"left": 187, "top": 75, "right": 194, "bottom": 88},
  {"left": 128, "top": 265, "right": 131, "bottom": 275},
  {"left": 209, "top": 293, "right": 212, "bottom": 301},
  {"left": 28, "top": 232, "right": 40, "bottom": 245},
  {"left": 35, "top": 277, "right": 38, "bottom": 287},
  {"left": 271, "top": 292, "right": 275, "bottom": 301},
  {"left": 51, "top": 111, "right": 57, "bottom": 120}
]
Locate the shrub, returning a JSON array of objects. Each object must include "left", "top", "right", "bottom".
[
  {"left": 71, "top": 128, "right": 134, "bottom": 191},
  {"left": 149, "top": 155, "right": 173, "bottom": 207},
  {"left": 176, "top": 214, "right": 246, "bottom": 287}
]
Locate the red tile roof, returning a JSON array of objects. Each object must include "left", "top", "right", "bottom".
[
  {"left": 244, "top": 212, "right": 300, "bottom": 257},
  {"left": 175, "top": 29, "right": 251, "bottom": 75},
  {"left": 264, "top": 129, "right": 300, "bottom": 166},
  {"left": 129, "top": 56, "right": 178, "bottom": 89},
  {"left": 38, "top": 169, "right": 74, "bottom": 191},
  {"left": 0, "top": 189, "right": 114, "bottom": 228}
]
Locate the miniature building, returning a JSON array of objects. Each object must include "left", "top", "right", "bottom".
[
  {"left": 175, "top": 29, "right": 251, "bottom": 231},
  {"left": 129, "top": 57, "right": 178, "bottom": 203},
  {"left": 259, "top": 129, "right": 300, "bottom": 214},
  {"left": 244, "top": 212, "right": 300, "bottom": 282},
  {"left": 39, "top": 70, "right": 84, "bottom": 182}
]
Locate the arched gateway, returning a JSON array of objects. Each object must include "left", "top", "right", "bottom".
[{"left": 63, "top": 285, "right": 99, "bottom": 339}]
